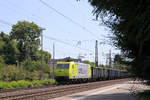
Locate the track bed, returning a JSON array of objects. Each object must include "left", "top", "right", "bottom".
[{"left": 0, "top": 78, "right": 130, "bottom": 100}]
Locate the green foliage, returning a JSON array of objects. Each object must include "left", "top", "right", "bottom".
[
  {"left": 10, "top": 81, "right": 20, "bottom": 88},
  {"left": 43, "top": 51, "right": 51, "bottom": 64},
  {"left": 30, "top": 70, "right": 40, "bottom": 80},
  {"left": 0, "top": 79, "right": 56, "bottom": 90},
  {"left": 0, "top": 32, "right": 19, "bottom": 64},
  {"left": 0, "top": 56, "right": 5, "bottom": 68},
  {"left": 0, "top": 65, "right": 20, "bottom": 81},
  {"left": 10, "top": 21, "right": 42, "bottom": 62},
  {"left": 21, "top": 60, "right": 50, "bottom": 74},
  {"left": 0, "top": 65, "right": 30, "bottom": 81},
  {"left": 113, "top": 54, "right": 128, "bottom": 70},
  {"left": 0, "top": 63, "right": 50, "bottom": 81},
  {"left": 17, "top": 80, "right": 33, "bottom": 88},
  {"left": 114, "top": 54, "right": 123, "bottom": 64},
  {"left": 32, "top": 80, "right": 42, "bottom": 87},
  {"left": 49, "top": 79, "right": 56, "bottom": 85},
  {"left": 0, "top": 21, "right": 51, "bottom": 82},
  {"left": 35, "top": 50, "right": 51, "bottom": 63},
  {"left": 0, "top": 82, "right": 13, "bottom": 90},
  {"left": 88, "top": 0, "right": 150, "bottom": 83},
  {"left": 98, "top": 64, "right": 105, "bottom": 68},
  {"left": 40, "top": 79, "right": 51, "bottom": 86},
  {"left": 21, "top": 60, "right": 40, "bottom": 71}
]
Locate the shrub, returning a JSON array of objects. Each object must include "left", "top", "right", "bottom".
[
  {"left": 40, "top": 79, "right": 50, "bottom": 86},
  {"left": 39, "top": 79, "right": 56, "bottom": 85},
  {"left": 0, "top": 65, "right": 19, "bottom": 81},
  {"left": 17, "top": 80, "right": 33, "bottom": 88},
  {"left": 10, "top": 81, "right": 19, "bottom": 88},
  {"left": 20, "top": 60, "right": 50, "bottom": 77},
  {"left": 21, "top": 60, "right": 41, "bottom": 71},
  {"left": 49, "top": 79, "right": 56, "bottom": 85},
  {"left": 0, "top": 81, "right": 13, "bottom": 90},
  {"left": 0, "top": 79, "right": 56, "bottom": 90},
  {"left": 30, "top": 70, "right": 40, "bottom": 80},
  {"left": 32, "top": 80, "right": 41, "bottom": 87}
]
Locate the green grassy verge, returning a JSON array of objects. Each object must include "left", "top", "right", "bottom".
[{"left": 0, "top": 79, "right": 56, "bottom": 90}]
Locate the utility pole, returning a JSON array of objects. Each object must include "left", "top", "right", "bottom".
[
  {"left": 95, "top": 40, "right": 98, "bottom": 67},
  {"left": 52, "top": 42, "right": 55, "bottom": 79},
  {"left": 109, "top": 50, "right": 112, "bottom": 67},
  {"left": 40, "top": 27, "right": 45, "bottom": 80},
  {"left": 26, "top": 40, "right": 30, "bottom": 68}
]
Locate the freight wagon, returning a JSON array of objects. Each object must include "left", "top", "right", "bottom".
[{"left": 54, "top": 61, "right": 128, "bottom": 82}]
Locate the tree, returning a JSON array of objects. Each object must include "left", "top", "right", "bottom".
[
  {"left": 10, "top": 21, "right": 42, "bottom": 62},
  {"left": 88, "top": 0, "right": 150, "bottom": 82},
  {"left": 0, "top": 32, "right": 19, "bottom": 64},
  {"left": 35, "top": 50, "right": 51, "bottom": 64},
  {"left": 114, "top": 54, "right": 123, "bottom": 64},
  {"left": 113, "top": 54, "right": 127, "bottom": 70}
]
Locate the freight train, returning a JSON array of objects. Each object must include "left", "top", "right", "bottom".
[{"left": 54, "top": 61, "right": 128, "bottom": 82}]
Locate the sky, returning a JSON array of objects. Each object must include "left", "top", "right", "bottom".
[{"left": 0, "top": 0, "right": 120, "bottom": 65}]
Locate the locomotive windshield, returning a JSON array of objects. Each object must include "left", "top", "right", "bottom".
[{"left": 57, "top": 64, "right": 69, "bottom": 69}]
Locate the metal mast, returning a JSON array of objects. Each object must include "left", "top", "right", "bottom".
[
  {"left": 52, "top": 42, "right": 55, "bottom": 79},
  {"left": 40, "top": 27, "right": 45, "bottom": 79},
  {"left": 95, "top": 40, "right": 98, "bottom": 67}
]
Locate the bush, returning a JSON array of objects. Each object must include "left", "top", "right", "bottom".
[
  {"left": 17, "top": 80, "right": 33, "bottom": 88},
  {"left": 21, "top": 60, "right": 50, "bottom": 75},
  {"left": 0, "top": 56, "right": 5, "bottom": 69},
  {"left": 30, "top": 70, "right": 40, "bottom": 80},
  {"left": 0, "top": 65, "right": 19, "bottom": 81},
  {"left": 40, "top": 79, "right": 50, "bottom": 86},
  {"left": 0, "top": 65, "right": 29, "bottom": 81},
  {"left": 32, "top": 80, "right": 41, "bottom": 87},
  {"left": 10, "top": 81, "right": 19, "bottom": 88},
  {"left": 21, "top": 60, "right": 40, "bottom": 71},
  {"left": 40, "top": 79, "right": 56, "bottom": 85},
  {"left": 0, "top": 81, "right": 13, "bottom": 90},
  {"left": 0, "top": 79, "right": 56, "bottom": 90},
  {"left": 49, "top": 79, "right": 56, "bottom": 85}
]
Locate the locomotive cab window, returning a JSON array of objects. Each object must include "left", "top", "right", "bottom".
[{"left": 57, "top": 64, "right": 69, "bottom": 69}]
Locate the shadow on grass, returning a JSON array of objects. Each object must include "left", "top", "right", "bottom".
[{"left": 136, "top": 90, "right": 150, "bottom": 100}]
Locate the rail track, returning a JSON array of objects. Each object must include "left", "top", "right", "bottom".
[{"left": 0, "top": 78, "right": 130, "bottom": 100}]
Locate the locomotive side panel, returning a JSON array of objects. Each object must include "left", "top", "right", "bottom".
[{"left": 74, "top": 62, "right": 91, "bottom": 79}]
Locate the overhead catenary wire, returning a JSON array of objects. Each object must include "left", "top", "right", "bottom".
[
  {"left": 3, "top": 0, "right": 46, "bottom": 25},
  {"left": 43, "top": 35, "right": 94, "bottom": 53},
  {"left": 0, "top": 20, "right": 93, "bottom": 53},
  {"left": 65, "top": 0, "right": 86, "bottom": 18},
  {"left": 0, "top": 19, "right": 13, "bottom": 26},
  {"left": 1, "top": 0, "right": 100, "bottom": 52},
  {"left": 0, "top": 1, "right": 116, "bottom": 63},
  {"left": 2, "top": 0, "right": 101, "bottom": 44},
  {"left": 0, "top": 0, "right": 38, "bottom": 23},
  {"left": 3, "top": 0, "right": 69, "bottom": 37},
  {"left": 38, "top": 0, "right": 100, "bottom": 40},
  {"left": 5, "top": 0, "right": 41, "bottom": 19}
]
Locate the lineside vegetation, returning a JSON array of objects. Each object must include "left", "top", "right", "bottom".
[{"left": 0, "top": 21, "right": 55, "bottom": 90}]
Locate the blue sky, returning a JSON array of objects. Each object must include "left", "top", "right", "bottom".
[{"left": 0, "top": 0, "right": 120, "bottom": 65}]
